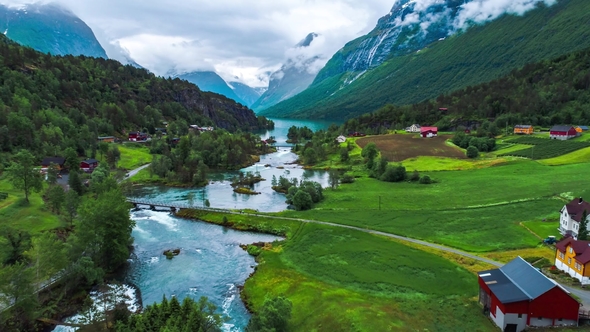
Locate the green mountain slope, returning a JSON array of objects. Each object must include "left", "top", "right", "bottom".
[
  {"left": 0, "top": 3, "right": 107, "bottom": 58},
  {"left": 260, "top": 0, "right": 590, "bottom": 120},
  {"left": 0, "top": 34, "right": 269, "bottom": 156},
  {"left": 341, "top": 46, "right": 590, "bottom": 134}
]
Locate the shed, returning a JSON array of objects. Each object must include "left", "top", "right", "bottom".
[
  {"left": 478, "top": 257, "right": 579, "bottom": 332},
  {"left": 80, "top": 159, "right": 99, "bottom": 172},
  {"left": 550, "top": 125, "right": 577, "bottom": 140},
  {"left": 514, "top": 125, "right": 534, "bottom": 135},
  {"left": 41, "top": 157, "right": 66, "bottom": 170},
  {"left": 98, "top": 136, "right": 116, "bottom": 143},
  {"left": 420, "top": 126, "right": 438, "bottom": 138}
]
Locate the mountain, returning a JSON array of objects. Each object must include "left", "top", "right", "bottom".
[
  {"left": 228, "top": 81, "right": 265, "bottom": 107},
  {"left": 252, "top": 32, "right": 321, "bottom": 112},
  {"left": 0, "top": 33, "right": 268, "bottom": 154},
  {"left": 260, "top": 0, "right": 590, "bottom": 120},
  {"left": 177, "top": 71, "right": 249, "bottom": 106},
  {"left": 341, "top": 46, "right": 590, "bottom": 135},
  {"left": 0, "top": 2, "right": 107, "bottom": 58}
]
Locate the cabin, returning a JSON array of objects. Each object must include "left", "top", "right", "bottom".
[
  {"left": 336, "top": 135, "right": 346, "bottom": 143},
  {"left": 578, "top": 126, "right": 589, "bottom": 132},
  {"left": 80, "top": 159, "right": 99, "bottom": 173},
  {"left": 348, "top": 132, "right": 366, "bottom": 137},
  {"left": 514, "top": 125, "right": 534, "bottom": 135},
  {"left": 555, "top": 237, "right": 590, "bottom": 285},
  {"left": 478, "top": 257, "right": 579, "bottom": 332},
  {"left": 405, "top": 124, "right": 421, "bottom": 133},
  {"left": 420, "top": 127, "right": 438, "bottom": 138},
  {"left": 128, "top": 132, "right": 148, "bottom": 141},
  {"left": 559, "top": 197, "right": 590, "bottom": 239},
  {"left": 41, "top": 157, "right": 66, "bottom": 171},
  {"left": 97, "top": 136, "right": 116, "bottom": 143},
  {"left": 550, "top": 125, "right": 578, "bottom": 140}
]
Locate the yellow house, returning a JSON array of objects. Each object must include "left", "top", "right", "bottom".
[
  {"left": 514, "top": 125, "right": 534, "bottom": 135},
  {"left": 575, "top": 126, "right": 583, "bottom": 134},
  {"left": 555, "top": 237, "right": 590, "bottom": 285}
]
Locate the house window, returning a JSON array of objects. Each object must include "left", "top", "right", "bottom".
[
  {"left": 518, "top": 314, "right": 522, "bottom": 318},
  {"left": 539, "top": 317, "right": 543, "bottom": 320},
  {"left": 560, "top": 252, "right": 565, "bottom": 259},
  {"left": 558, "top": 318, "right": 563, "bottom": 321},
  {"left": 570, "top": 248, "right": 574, "bottom": 253},
  {"left": 568, "top": 258, "right": 572, "bottom": 264}
]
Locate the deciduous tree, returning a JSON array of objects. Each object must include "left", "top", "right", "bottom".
[
  {"left": 579, "top": 210, "right": 589, "bottom": 240},
  {"left": 5, "top": 150, "right": 43, "bottom": 203}
]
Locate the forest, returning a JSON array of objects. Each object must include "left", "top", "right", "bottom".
[
  {"left": 341, "top": 46, "right": 590, "bottom": 135},
  {"left": 0, "top": 33, "right": 272, "bottom": 163}
]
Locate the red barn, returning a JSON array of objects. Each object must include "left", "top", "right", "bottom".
[
  {"left": 420, "top": 126, "right": 438, "bottom": 138},
  {"left": 550, "top": 125, "right": 577, "bottom": 140},
  {"left": 128, "top": 132, "right": 148, "bottom": 141},
  {"left": 80, "top": 159, "right": 99, "bottom": 173},
  {"left": 478, "top": 257, "right": 579, "bottom": 332}
]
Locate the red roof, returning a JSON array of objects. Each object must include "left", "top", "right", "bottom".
[
  {"left": 420, "top": 127, "right": 438, "bottom": 133},
  {"left": 556, "top": 237, "right": 590, "bottom": 264},
  {"left": 564, "top": 198, "right": 590, "bottom": 222}
]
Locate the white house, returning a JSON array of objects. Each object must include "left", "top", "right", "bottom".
[
  {"left": 405, "top": 124, "right": 421, "bottom": 133},
  {"left": 559, "top": 197, "right": 590, "bottom": 239},
  {"left": 336, "top": 135, "right": 346, "bottom": 143}
]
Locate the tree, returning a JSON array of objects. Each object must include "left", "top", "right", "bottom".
[
  {"left": 68, "top": 170, "right": 84, "bottom": 195},
  {"left": 75, "top": 188, "right": 135, "bottom": 272},
  {"left": 466, "top": 146, "right": 479, "bottom": 159},
  {"left": 361, "top": 142, "right": 378, "bottom": 169},
  {"left": 328, "top": 170, "right": 340, "bottom": 189},
  {"left": 0, "top": 262, "right": 38, "bottom": 328},
  {"left": 0, "top": 227, "right": 31, "bottom": 265},
  {"left": 246, "top": 296, "right": 292, "bottom": 332},
  {"left": 380, "top": 165, "right": 407, "bottom": 182},
  {"left": 106, "top": 145, "right": 121, "bottom": 168},
  {"left": 579, "top": 210, "right": 589, "bottom": 241},
  {"left": 24, "top": 232, "right": 68, "bottom": 288},
  {"left": 45, "top": 185, "right": 65, "bottom": 214},
  {"left": 5, "top": 150, "right": 43, "bottom": 203},
  {"left": 303, "top": 147, "right": 317, "bottom": 164},
  {"left": 292, "top": 190, "right": 313, "bottom": 211},
  {"left": 46, "top": 163, "right": 60, "bottom": 185},
  {"left": 98, "top": 141, "right": 109, "bottom": 161},
  {"left": 64, "top": 189, "right": 80, "bottom": 226},
  {"left": 340, "top": 147, "right": 349, "bottom": 162},
  {"left": 64, "top": 147, "right": 79, "bottom": 171}
]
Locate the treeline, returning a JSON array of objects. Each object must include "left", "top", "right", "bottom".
[
  {"left": 0, "top": 150, "right": 134, "bottom": 331},
  {"left": 292, "top": 125, "right": 342, "bottom": 165},
  {"left": 150, "top": 130, "right": 266, "bottom": 185},
  {"left": 361, "top": 143, "right": 432, "bottom": 184},
  {"left": 341, "top": 46, "right": 590, "bottom": 134},
  {"left": 271, "top": 176, "right": 324, "bottom": 210},
  {"left": 0, "top": 33, "right": 271, "bottom": 160}
]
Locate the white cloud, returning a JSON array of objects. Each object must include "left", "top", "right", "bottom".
[
  {"left": 454, "top": 0, "right": 558, "bottom": 30},
  {"left": 1, "top": 0, "right": 393, "bottom": 87}
]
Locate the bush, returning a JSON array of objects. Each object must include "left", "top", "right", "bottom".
[
  {"left": 466, "top": 146, "right": 479, "bottom": 158},
  {"left": 409, "top": 170, "right": 420, "bottom": 182},
  {"left": 419, "top": 175, "right": 432, "bottom": 184},
  {"left": 380, "top": 165, "right": 406, "bottom": 182},
  {"left": 340, "top": 173, "right": 355, "bottom": 184}
]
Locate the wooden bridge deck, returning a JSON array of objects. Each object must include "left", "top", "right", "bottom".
[{"left": 126, "top": 198, "right": 231, "bottom": 213}]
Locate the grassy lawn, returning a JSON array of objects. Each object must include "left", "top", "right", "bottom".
[
  {"left": 0, "top": 178, "right": 63, "bottom": 234},
  {"left": 493, "top": 143, "right": 531, "bottom": 155},
  {"left": 244, "top": 222, "right": 495, "bottom": 332},
  {"left": 538, "top": 147, "right": 590, "bottom": 165},
  {"left": 96, "top": 143, "right": 152, "bottom": 171},
  {"left": 522, "top": 220, "right": 560, "bottom": 239},
  {"left": 401, "top": 156, "right": 507, "bottom": 171},
  {"left": 275, "top": 160, "right": 590, "bottom": 251},
  {"left": 129, "top": 168, "right": 162, "bottom": 185}
]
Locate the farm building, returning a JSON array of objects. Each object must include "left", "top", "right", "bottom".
[
  {"left": 97, "top": 136, "right": 116, "bottom": 143},
  {"left": 559, "top": 197, "right": 590, "bottom": 239},
  {"left": 420, "top": 127, "right": 438, "bottom": 138},
  {"left": 549, "top": 125, "right": 577, "bottom": 140},
  {"left": 555, "top": 237, "right": 590, "bottom": 285},
  {"left": 514, "top": 125, "right": 534, "bottom": 135},
  {"left": 478, "top": 257, "right": 579, "bottom": 332},
  {"left": 41, "top": 157, "right": 66, "bottom": 171},
  {"left": 336, "top": 135, "right": 346, "bottom": 143},
  {"left": 128, "top": 132, "right": 148, "bottom": 141},
  {"left": 578, "top": 126, "right": 589, "bottom": 131},
  {"left": 405, "top": 124, "right": 421, "bottom": 133},
  {"left": 80, "top": 159, "right": 99, "bottom": 173}
]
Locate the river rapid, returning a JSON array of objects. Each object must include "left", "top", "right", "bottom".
[{"left": 55, "top": 117, "right": 338, "bottom": 332}]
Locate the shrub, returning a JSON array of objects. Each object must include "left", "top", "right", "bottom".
[
  {"left": 466, "top": 146, "right": 479, "bottom": 158},
  {"left": 380, "top": 165, "right": 406, "bottom": 182},
  {"left": 409, "top": 170, "right": 420, "bottom": 182},
  {"left": 340, "top": 173, "right": 355, "bottom": 184},
  {"left": 419, "top": 175, "right": 432, "bottom": 184}
]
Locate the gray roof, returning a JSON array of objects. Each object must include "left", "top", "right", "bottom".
[
  {"left": 479, "top": 257, "right": 559, "bottom": 304},
  {"left": 514, "top": 125, "right": 532, "bottom": 128},
  {"left": 550, "top": 125, "right": 575, "bottom": 132}
]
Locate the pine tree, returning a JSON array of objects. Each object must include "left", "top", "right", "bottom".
[{"left": 579, "top": 210, "right": 589, "bottom": 240}]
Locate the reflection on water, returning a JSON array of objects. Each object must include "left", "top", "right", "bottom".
[{"left": 126, "top": 210, "right": 282, "bottom": 331}]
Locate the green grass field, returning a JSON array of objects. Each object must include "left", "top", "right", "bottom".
[
  {"left": 244, "top": 222, "right": 495, "bottom": 332},
  {"left": 538, "top": 147, "right": 590, "bottom": 165},
  {"left": 0, "top": 177, "right": 63, "bottom": 233},
  {"left": 400, "top": 156, "right": 507, "bottom": 171},
  {"left": 522, "top": 220, "right": 560, "bottom": 240},
  {"left": 96, "top": 143, "right": 152, "bottom": 171}
]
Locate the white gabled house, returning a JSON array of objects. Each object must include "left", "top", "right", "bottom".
[
  {"left": 559, "top": 197, "right": 590, "bottom": 239},
  {"left": 405, "top": 124, "right": 421, "bottom": 133},
  {"left": 336, "top": 135, "right": 346, "bottom": 143}
]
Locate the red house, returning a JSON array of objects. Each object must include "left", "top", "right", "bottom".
[
  {"left": 420, "top": 126, "right": 438, "bottom": 138},
  {"left": 550, "top": 125, "right": 578, "bottom": 140},
  {"left": 128, "top": 132, "right": 148, "bottom": 141},
  {"left": 478, "top": 257, "right": 579, "bottom": 332},
  {"left": 80, "top": 159, "right": 99, "bottom": 173}
]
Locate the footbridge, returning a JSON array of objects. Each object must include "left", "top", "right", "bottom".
[{"left": 126, "top": 198, "right": 230, "bottom": 213}]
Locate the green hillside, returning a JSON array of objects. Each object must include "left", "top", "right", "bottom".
[
  {"left": 260, "top": 0, "right": 590, "bottom": 120},
  {"left": 0, "top": 34, "right": 270, "bottom": 157}
]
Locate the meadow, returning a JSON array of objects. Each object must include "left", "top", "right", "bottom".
[
  {"left": 243, "top": 222, "right": 496, "bottom": 332},
  {"left": 356, "top": 134, "right": 465, "bottom": 161},
  {"left": 499, "top": 136, "right": 590, "bottom": 159}
]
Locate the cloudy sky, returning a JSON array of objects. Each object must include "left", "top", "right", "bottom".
[{"left": 6, "top": 0, "right": 395, "bottom": 87}]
